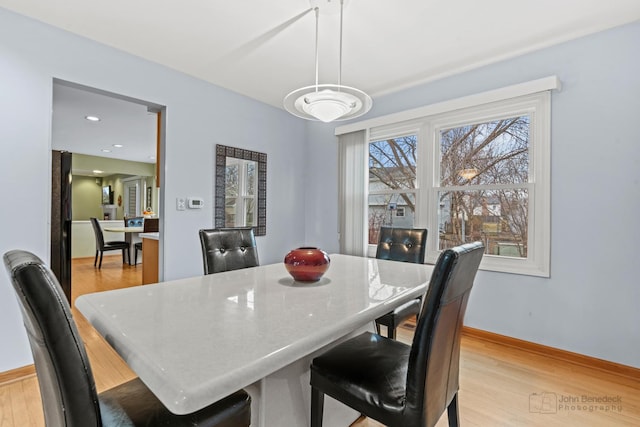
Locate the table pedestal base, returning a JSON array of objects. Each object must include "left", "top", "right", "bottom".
[{"left": 246, "top": 325, "right": 373, "bottom": 426}]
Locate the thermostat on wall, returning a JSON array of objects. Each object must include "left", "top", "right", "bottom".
[{"left": 187, "top": 197, "right": 204, "bottom": 209}]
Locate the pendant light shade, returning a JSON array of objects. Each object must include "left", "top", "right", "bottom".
[
  {"left": 285, "top": 84, "right": 371, "bottom": 123},
  {"left": 284, "top": 1, "right": 372, "bottom": 122}
]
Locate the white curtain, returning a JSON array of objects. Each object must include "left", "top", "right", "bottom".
[{"left": 338, "top": 130, "right": 367, "bottom": 256}]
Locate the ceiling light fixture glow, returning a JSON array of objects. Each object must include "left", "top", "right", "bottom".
[
  {"left": 85, "top": 115, "right": 100, "bottom": 122},
  {"left": 112, "top": 144, "right": 123, "bottom": 148},
  {"left": 284, "top": 0, "right": 372, "bottom": 123},
  {"left": 101, "top": 149, "right": 112, "bottom": 153},
  {"left": 458, "top": 168, "right": 479, "bottom": 180},
  {"left": 93, "top": 170, "right": 103, "bottom": 174}
]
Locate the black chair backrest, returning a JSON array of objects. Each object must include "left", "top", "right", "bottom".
[
  {"left": 3, "top": 250, "right": 101, "bottom": 426},
  {"left": 124, "top": 216, "right": 144, "bottom": 228},
  {"left": 199, "top": 227, "right": 259, "bottom": 274},
  {"left": 405, "top": 241, "right": 484, "bottom": 426},
  {"left": 90, "top": 217, "right": 106, "bottom": 250},
  {"left": 376, "top": 227, "right": 428, "bottom": 264},
  {"left": 143, "top": 218, "right": 159, "bottom": 232}
]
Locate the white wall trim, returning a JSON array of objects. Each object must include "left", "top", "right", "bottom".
[{"left": 335, "top": 76, "right": 561, "bottom": 136}]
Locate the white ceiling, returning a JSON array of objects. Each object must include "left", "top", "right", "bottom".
[
  {"left": 52, "top": 83, "right": 158, "bottom": 166},
  {"left": 4, "top": 0, "right": 640, "bottom": 163}
]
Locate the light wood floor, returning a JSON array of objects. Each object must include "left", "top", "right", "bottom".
[{"left": 1, "top": 256, "right": 638, "bottom": 426}]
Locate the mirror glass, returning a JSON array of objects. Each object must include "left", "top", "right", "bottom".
[{"left": 215, "top": 144, "right": 267, "bottom": 235}]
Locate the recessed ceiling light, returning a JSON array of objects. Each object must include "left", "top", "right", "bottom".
[
  {"left": 93, "top": 170, "right": 103, "bottom": 174},
  {"left": 149, "top": 156, "right": 156, "bottom": 160},
  {"left": 112, "top": 144, "right": 124, "bottom": 148},
  {"left": 85, "top": 115, "right": 100, "bottom": 122},
  {"left": 101, "top": 149, "right": 112, "bottom": 153}
]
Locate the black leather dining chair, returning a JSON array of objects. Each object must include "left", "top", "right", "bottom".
[
  {"left": 199, "top": 227, "right": 259, "bottom": 274},
  {"left": 310, "top": 241, "right": 484, "bottom": 427},
  {"left": 374, "top": 226, "right": 428, "bottom": 339},
  {"left": 134, "top": 217, "right": 159, "bottom": 265},
  {"left": 3, "top": 250, "right": 251, "bottom": 427},
  {"left": 90, "top": 217, "right": 129, "bottom": 269}
]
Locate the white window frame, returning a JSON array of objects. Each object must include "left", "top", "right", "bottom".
[
  {"left": 366, "top": 122, "right": 423, "bottom": 257},
  {"left": 338, "top": 77, "right": 557, "bottom": 277},
  {"left": 420, "top": 92, "right": 550, "bottom": 276},
  {"left": 361, "top": 95, "right": 550, "bottom": 277}
]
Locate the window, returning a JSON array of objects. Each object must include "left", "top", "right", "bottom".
[
  {"left": 225, "top": 158, "right": 256, "bottom": 227},
  {"left": 436, "top": 115, "right": 530, "bottom": 257},
  {"left": 368, "top": 134, "right": 417, "bottom": 245},
  {"left": 426, "top": 93, "right": 550, "bottom": 276},
  {"left": 363, "top": 92, "right": 550, "bottom": 276}
]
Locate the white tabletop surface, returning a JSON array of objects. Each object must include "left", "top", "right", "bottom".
[
  {"left": 76, "top": 254, "right": 434, "bottom": 415},
  {"left": 103, "top": 226, "right": 143, "bottom": 233}
]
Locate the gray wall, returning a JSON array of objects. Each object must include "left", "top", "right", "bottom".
[
  {"left": 305, "top": 22, "right": 640, "bottom": 368},
  {"left": 0, "top": 7, "right": 306, "bottom": 372}
]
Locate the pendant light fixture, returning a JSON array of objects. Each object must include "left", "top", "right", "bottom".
[{"left": 284, "top": 0, "right": 372, "bottom": 123}]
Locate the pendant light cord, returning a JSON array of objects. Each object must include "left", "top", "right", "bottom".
[
  {"left": 314, "top": 0, "right": 345, "bottom": 91},
  {"left": 314, "top": 7, "right": 319, "bottom": 92},
  {"left": 339, "top": 0, "right": 344, "bottom": 88}
]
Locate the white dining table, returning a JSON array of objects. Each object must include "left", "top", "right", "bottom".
[{"left": 76, "top": 254, "right": 434, "bottom": 426}]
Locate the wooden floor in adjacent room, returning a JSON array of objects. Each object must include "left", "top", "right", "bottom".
[{"left": 1, "top": 256, "right": 638, "bottom": 426}]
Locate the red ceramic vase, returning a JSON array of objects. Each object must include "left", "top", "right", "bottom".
[{"left": 284, "top": 247, "right": 331, "bottom": 282}]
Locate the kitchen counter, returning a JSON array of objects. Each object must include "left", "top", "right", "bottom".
[
  {"left": 139, "top": 232, "right": 159, "bottom": 240},
  {"left": 141, "top": 233, "right": 159, "bottom": 284}
]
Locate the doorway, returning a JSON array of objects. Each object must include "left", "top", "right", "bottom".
[
  {"left": 50, "top": 79, "right": 165, "bottom": 302},
  {"left": 123, "top": 177, "right": 143, "bottom": 218}
]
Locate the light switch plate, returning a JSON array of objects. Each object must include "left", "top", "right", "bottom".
[{"left": 176, "top": 197, "right": 186, "bottom": 211}]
